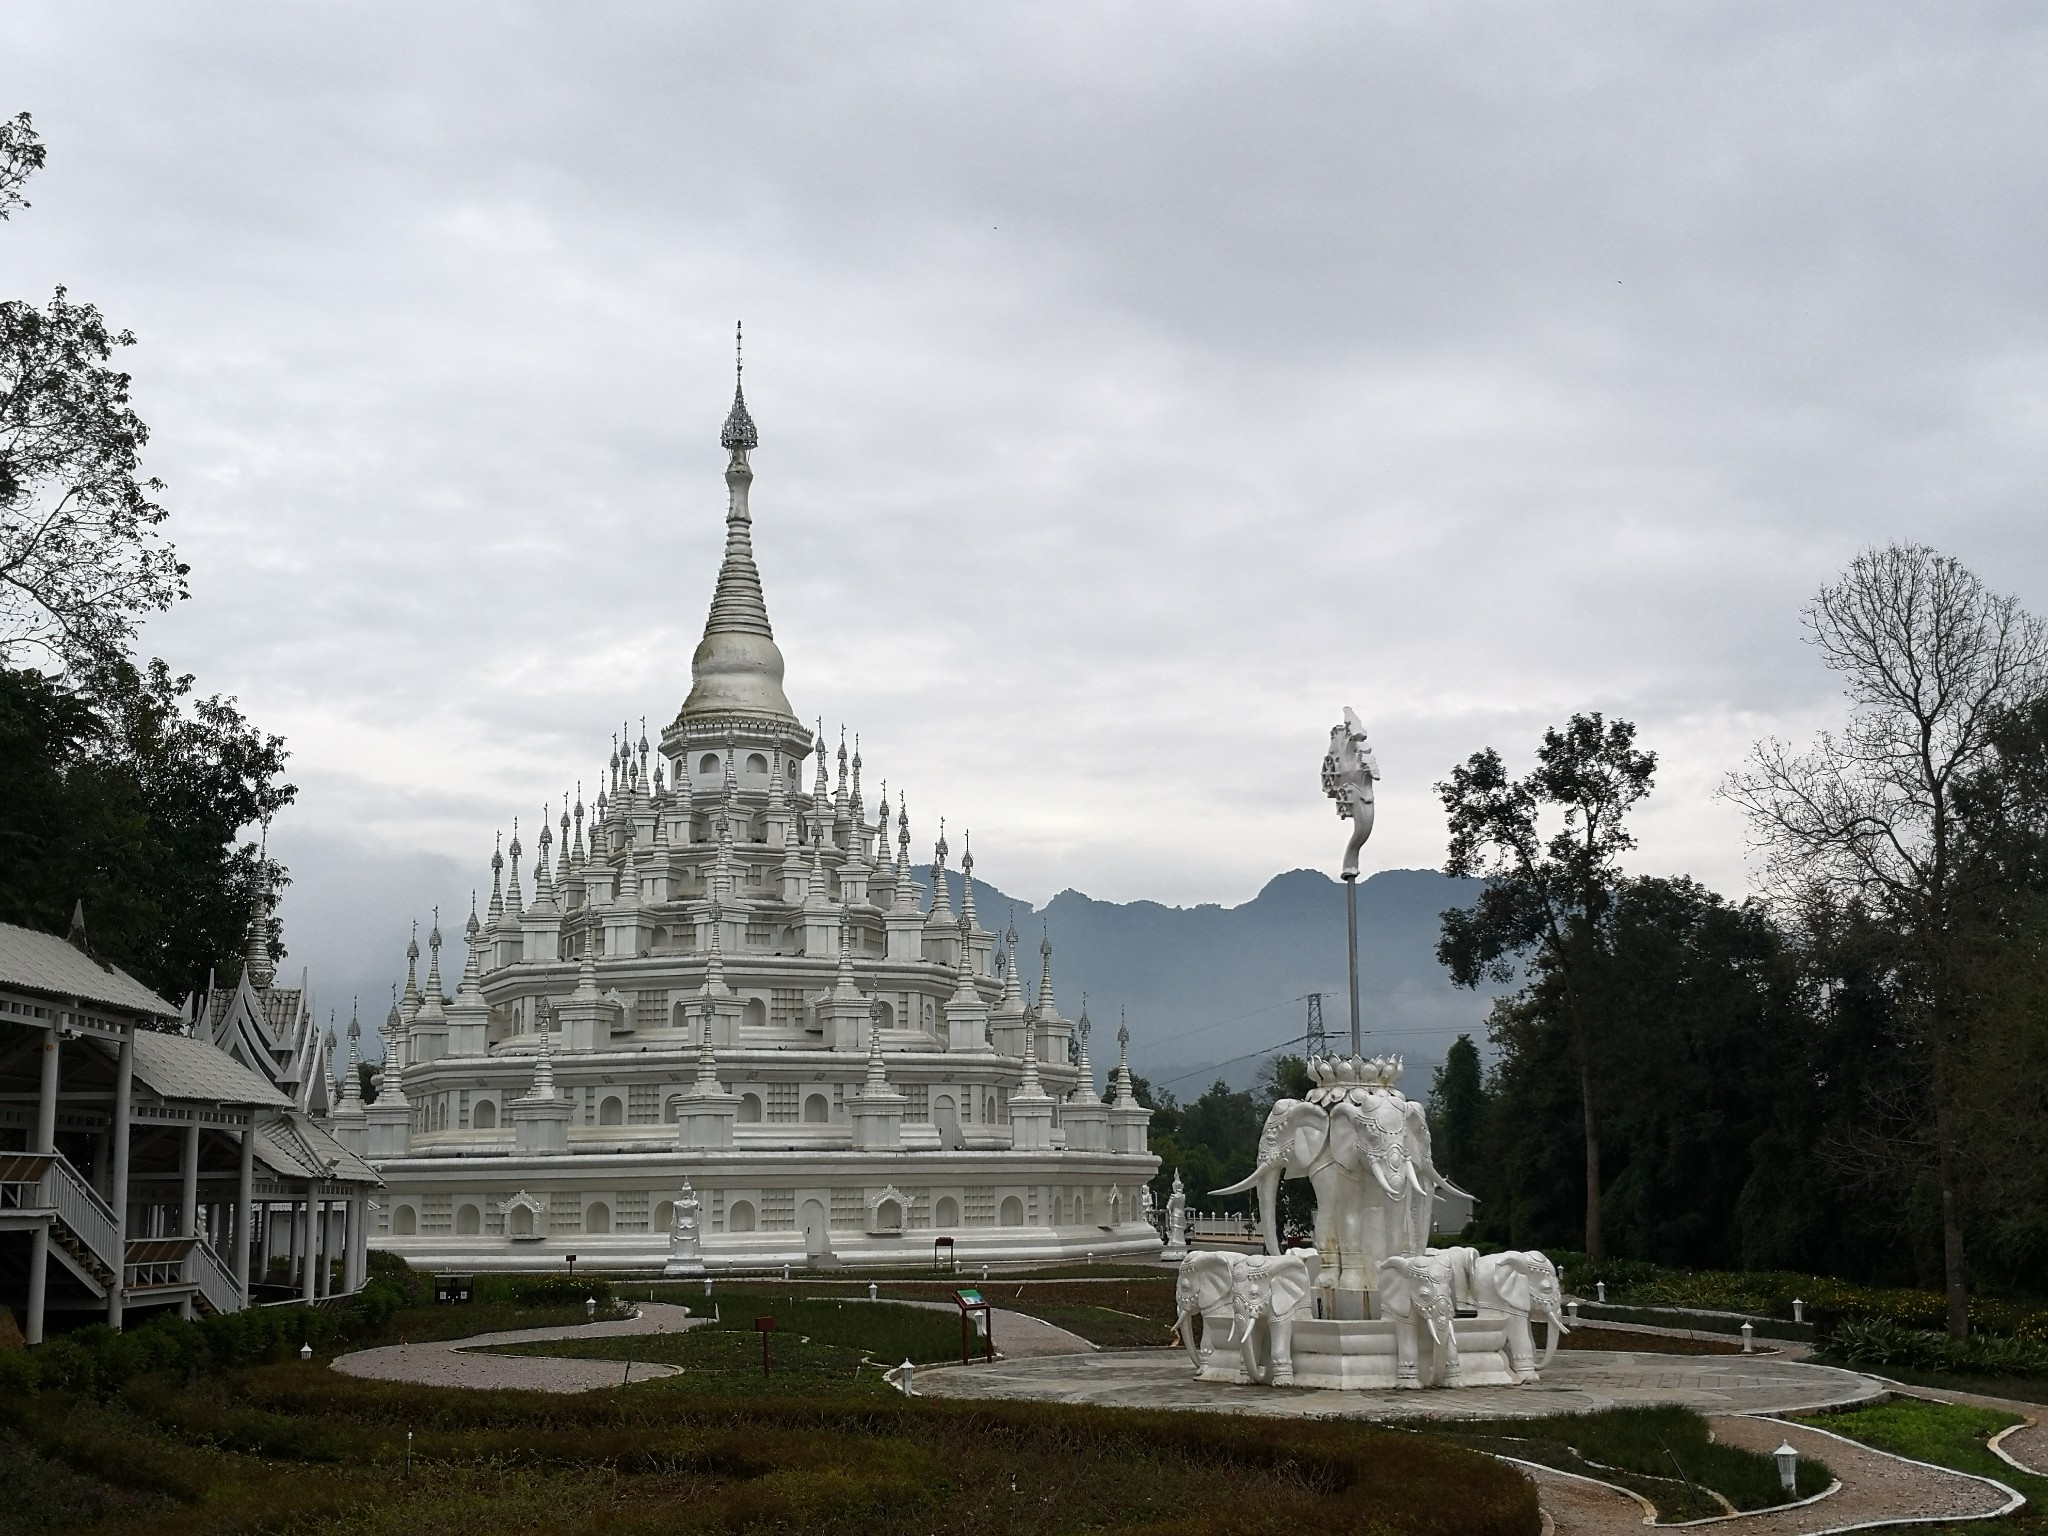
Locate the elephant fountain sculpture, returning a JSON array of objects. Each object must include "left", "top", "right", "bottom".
[{"left": 1175, "top": 1052, "right": 1559, "bottom": 1393}]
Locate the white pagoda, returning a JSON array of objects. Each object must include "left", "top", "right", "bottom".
[{"left": 335, "top": 361, "right": 1160, "bottom": 1271}]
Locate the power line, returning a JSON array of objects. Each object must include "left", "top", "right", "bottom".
[
  {"left": 1150, "top": 1033, "right": 1311, "bottom": 1090},
  {"left": 1137, "top": 996, "right": 1302, "bottom": 1051}
]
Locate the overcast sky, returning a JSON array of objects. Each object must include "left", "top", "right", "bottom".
[{"left": 10, "top": 4, "right": 2047, "bottom": 1033}]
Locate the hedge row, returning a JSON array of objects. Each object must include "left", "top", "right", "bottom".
[
  {"left": 1819, "top": 1316, "right": 2048, "bottom": 1379},
  {"left": 1553, "top": 1254, "right": 2048, "bottom": 1342}
]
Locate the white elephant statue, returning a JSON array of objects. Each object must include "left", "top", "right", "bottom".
[
  {"left": 1468, "top": 1249, "right": 1568, "bottom": 1383},
  {"left": 1226, "top": 1250, "right": 1317, "bottom": 1386},
  {"left": 1174, "top": 1250, "right": 1317, "bottom": 1384},
  {"left": 1213, "top": 1063, "right": 1468, "bottom": 1303},
  {"left": 1174, "top": 1252, "right": 1244, "bottom": 1380},
  {"left": 1378, "top": 1250, "right": 1467, "bottom": 1388}
]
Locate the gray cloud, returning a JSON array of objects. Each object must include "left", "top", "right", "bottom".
[{"left": 8, "top": 2, "right": 2046, "bottom": 1019}]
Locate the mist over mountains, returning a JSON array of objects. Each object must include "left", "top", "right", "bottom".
[{"left": 919, "top": 866, "right": 1504, "bottom": 1100}]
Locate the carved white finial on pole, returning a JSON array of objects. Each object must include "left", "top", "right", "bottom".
[
  {"left": 1321, "top": 706, "right": 1379, "bottom": 878},
  {"left": 1321, "top": 707, "right": 1379, "bottom": 1057}
]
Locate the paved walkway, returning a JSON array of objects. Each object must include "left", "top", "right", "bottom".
[
  {"left": 914, "top": 1346, "right": 1883, "bottom": 1420},
  {"left": 333, "top": 1302, "right": 698, "bottom": 1393},
  {"left": 332, "top": 1299, "right": 1091, "bottom": 1393}
]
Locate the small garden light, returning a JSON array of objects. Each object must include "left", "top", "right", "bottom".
[
  {"left": 1595, "top": 1282, "right": 1606, "bottom": 1303},
  {"left": 585, "top": 1295, "right": 598, "bottom": 1321},
  {"left": 1792, "top": 1299, "right": 1805, "bottom": 1324},
  {"left": 1774, "top": 1441, "right": 1798, "bottom": 1493},
  {"left": 900, "top": 1357, "right": 915, "bottom": 1395},
  {"left": 299, "top": 1343, "right": 312, "bottom": 1361},
  {"left": 869, "top": 1283, "right": 878, "bottom": 1301},
  {"left": 1741, "top": 1322, "right": 1754, "bottom": 1354},
  {"left": 1566, "top": 1300, "right": 1579, "bottom": 1322}
]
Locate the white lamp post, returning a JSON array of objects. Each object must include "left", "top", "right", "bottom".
[
  {"left": 585, "top": 1295, "right": 597, "bottom": 1321},
  {"left": 1595, "top": 1282, "right": 1606, "bottom": 1303},
  {"left": 1792, "top": 1299, "right": 1805, "bottom": 1324},
  {"left": 869, "top": 1283, "right": 878, "bottom": 1301},
  {"left": 1741, "top": 1322, "right": 1754, "bottom": 1353},
  {"left": 299, "top": 1342, "right": 312, "bottom": 1361},
  {"left": 1774, "top": 1442, "right": 1798, "bottom": 1494},
  {"left": 900, "top": 1357, "right": 915, "bottom": 1395}
]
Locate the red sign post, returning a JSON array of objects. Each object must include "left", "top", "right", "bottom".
[{"left": 754, "top": 1315, "right": 775, "bottom": 1377}]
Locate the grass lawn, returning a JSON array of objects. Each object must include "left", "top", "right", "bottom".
[
  {"left": 478, "top": 1291, "right": 965, "bottom": 1396},
  {"left": 641, "top": 1274, "right": 1185, "bottom": 1349},
  {"left": 0, "top": 1366, "right": 1538, "bottom": 1536},
  {"left": 1836, "top": 1360, "right": 2048, "bottom": 1406},
  {"left": 1428, "top": 1404, "right": 1832, "bottom": 1523},
  {"left": 1788, "top": 1396, "right": 2041, "bottom": 1532}
]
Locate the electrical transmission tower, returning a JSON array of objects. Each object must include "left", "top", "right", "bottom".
[{"left": 1304, "top": 992, "right": 1326, "bottom": 1061}]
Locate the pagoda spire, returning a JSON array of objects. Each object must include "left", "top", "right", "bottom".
[
  {"left": 1036, "top": 924, "right": 1058, "bottom": 1022},
  {"left": 337, "top": 1004, "right": 365, "bottom": 1112},
  {"left": 1073, "top": 1003, "right": 1095, "bottom": 1103},
  {"left": 1114, "top": 1009, "right": 1137, "bottom": 1108},
  {"left": 533, "top": 805, "right": 557, "bottom": 912},
  {"left": 487, "top": 832, "right": 505, "bottom": 922},
  {"left": 681, "top": 322, "right": 796, "bottom": 723},
  {"left": 891, "top": 794, "right": 920, "bottom": 915},
  {"left": 507, "top": 819, "right": 525, "bottom": 917}
]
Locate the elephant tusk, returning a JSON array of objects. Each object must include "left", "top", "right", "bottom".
[{"left": 1210, "top": 1160, "right": 1277, "bottom": 1198}]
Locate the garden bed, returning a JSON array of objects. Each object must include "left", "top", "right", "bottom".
[
  {"left": 0, "top": 1366, "right": 1539, "bottom": 1536},
  {"left": 1427, "top": 1404, "right": 1832, "bottom": 1523}
]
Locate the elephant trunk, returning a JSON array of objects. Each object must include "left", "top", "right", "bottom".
[
  {"left": 1539, "top": 1308, "right": 1567, "bottom": 1369},
  {"left": 1212, "top": 1160, "right": 1284, "bottom": 1256},
  {"left": 1175, "top": 1308, "right": 1203, "bottom": 1370}
]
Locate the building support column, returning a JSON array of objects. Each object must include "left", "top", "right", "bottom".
[
  {"left": 232, "top": 1126, "right": 255, "bottom": 1306},
  {"left": 26, "top": 1222, "right": 49, "bottom": 1345},
  {"left": 107, "top": 1024, "right": 133, "bottom": 1328},
  {"left": 341, "top": 1196, "right": 362, "bottom": 1292},
  {"left": 300, "top": 1185, "right": 319, "bottom": 1304},
  {"left": 35, "top": 1024, "right": 59, "bottom": 1153},
  {"left": 179, "top": 1121, "right": 201, "bottom": 1233}
]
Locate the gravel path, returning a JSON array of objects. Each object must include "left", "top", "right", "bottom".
[
  {"left": 332, "top": 1302, "right": 700, "bottom": 1394},
  {"left": 1512, "top": 1415, "right": 2019, "bottom": 1536}
]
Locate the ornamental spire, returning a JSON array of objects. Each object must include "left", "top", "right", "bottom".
[
  {"left": 534, "top": 806, "right": 557, "bottom": 912},
  {"left": 1114, "top": 1008, "right": 1137, "bottom": 1107},
  {"left": 507, "top": 819, "right": 525, "bottom": 918},
  {"left": 487, "top": 832, "right": 505, "bottom": 922},
  {"left": 685, "top": 322, "right": 795, "bottom": 723},
  {"left": 1036, "top": 924, "right": 1058, "bottom": 1022},
  {"left": 1073, "top": 1003, "right": 1095, "bottom": 1103}
]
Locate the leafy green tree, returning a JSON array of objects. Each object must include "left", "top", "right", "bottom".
[
  {"left": 0, "top": 658, "right": 294, "bottom": 1004},
  {"left": 1437, "top": 713, "right": 1656, "bottom": 1265},
  {"left": 1726, "top": 545, "right": 2048, "bottom": 1336},
  {"left": 1427, "top": 1034, "right": 1489, "bottom": 1189},
  {"left": 1, "top": 111, "right": 185, "bottom": 672}
]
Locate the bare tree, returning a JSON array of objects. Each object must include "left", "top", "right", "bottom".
[{"left": 1725, "top": 544, "right": 2048, "bottom": 1337}]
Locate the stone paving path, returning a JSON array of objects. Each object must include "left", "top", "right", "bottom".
[
  {"left": 333, "top": 1302, "right": 699, "bottom": 1394},
  {"left": 914, "top": 1346, "right": 1883, "bottom": 1420}
]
